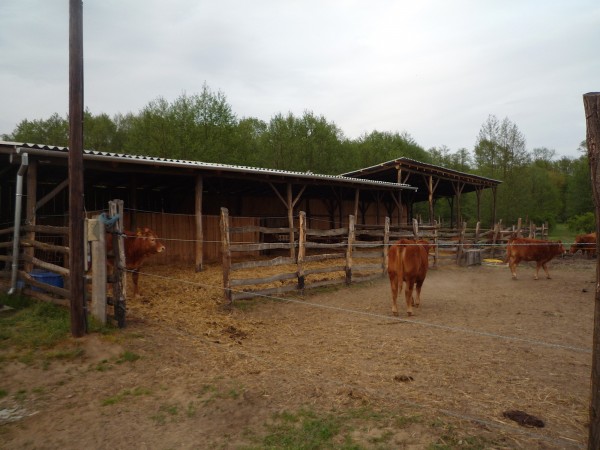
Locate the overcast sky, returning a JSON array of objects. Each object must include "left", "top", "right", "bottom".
[{"left": 1, "top": 1, "right": 598, "bottom": 159}]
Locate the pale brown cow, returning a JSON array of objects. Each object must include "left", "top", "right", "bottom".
[
  {"left": 506, "top": 237, "right": 565, "bottom": 280},
  {"left": 570, "top": 232, "right": 596, "bottom": 258},
  {"left": 107, "top": 227, "right": 166, "bottom": 298},
  {"left": 387, "top": 239, "right": 430, "bottom": 316}
]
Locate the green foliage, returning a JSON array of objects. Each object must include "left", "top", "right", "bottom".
[
  {"left": 567, "top": 212, "right": 596, "bottom": 233},
  {"left": 3, "top": 81, "right": 591, "bottom": 229}
]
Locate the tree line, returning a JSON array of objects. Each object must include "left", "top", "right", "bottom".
[{"left": 2, "top": 83, "right": 592, "bottom": 231}]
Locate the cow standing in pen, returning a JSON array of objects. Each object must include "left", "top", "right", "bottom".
[
  {"left": 569, "top": 232, "right": 596, "bottom": 258},
  {"left": 107, "top": 227, "right": 166, "bottom": 298},
  {"left": 505, "top": 237, "right": 565, "bottom": 280},
  {"left": 387, "top": 239, "right": 430, "bottom": 317}
]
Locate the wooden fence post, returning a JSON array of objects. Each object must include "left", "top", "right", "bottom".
[
  {"left": 491, "top": 222, "right": 500, "bottom": 258},
  {"left": 346, "top": 215, "right": 355, "bottom": 285},
  {"left": 412, "top": 218, "right": 419, "bottom": 238},
  {"left": 220, "top": 207, "right": 232, "bottom": 304},
  {"left": 383, "top": 216, "right": 390, "bottom": 275},
  {"left": 584, "top": 91, "right": 600, "bottom": 450},
  {"left": 89, "top": 217, "right": 106, "bottom": 325},
  {"left": 297, "top": 211, "right": 306, "bottom": 292},
  {"left": 109, "top": 200, "right": 126, "bottom": 327},
  {"left": 456, "top": 221, "right": 467, "bottom": 263}
]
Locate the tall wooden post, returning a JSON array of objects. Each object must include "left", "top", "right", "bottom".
[
  {"left": 195, "top": 175, "right": 204, "bottom": 272},
  {"left": 24, "top": 159, "right": 37, "bottom": 273},
  {"left": 69, "top": 0, "right": 85, "bottom": 337},
  {"left": 345, "top": 215, "right": 355, "bottom": 285},
  {"left": 585, "top": 91, "right": 600, "bottom": 450},
  {"left": 297, "top": 211, "right": 306, "bottom": 292},
  {"left": 286, "top": 183, "right": 296, "bottom": 260},
  {"left": 220, "top": 208, "right": 232, "bottom": 304}
]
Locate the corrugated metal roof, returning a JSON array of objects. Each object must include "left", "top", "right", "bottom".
[
  {"left": 1, "top": 141, "right": 417, "bottom": 191},
  {"left": 343, "top": 156, "right": 502, "bottom": 185}
]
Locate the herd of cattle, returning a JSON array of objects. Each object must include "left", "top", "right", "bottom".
[
  {"left": 108, "top": 227, "right": 596, "bottom": 317},
  {"left": 386, "top": 231, "right": 597, "bottom": 317}
]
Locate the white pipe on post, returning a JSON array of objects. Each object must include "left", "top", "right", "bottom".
[{"left": 8, "top": 153, "right": 29, "bottom": 295}]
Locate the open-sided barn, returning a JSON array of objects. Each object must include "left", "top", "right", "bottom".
[{"left": 0, "top": 141, "right": 501, "bottom": 270}]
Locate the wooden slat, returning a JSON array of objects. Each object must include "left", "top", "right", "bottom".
[
  {"left": 352, "top": 250, "right": 383, "bottom": 259},
  {"left": 232, "top": 283, "right": 298, "bottom": 301},
  {"left": 231, "top": 256, "right": 295, "bottom": 271},
  {"left": 0, "top": 227, "right": 15, "bottom": 236},
  {"left": 20, "top": 288, "right": 69, "bottom": 307},
  {"left": 21, "top": 254, "right": 70, "bottom": 276},
  {"left": 352, "top": 263, "right": 383, "bottom": 272},
  {"left": 18, "top": 270, "right": 69, "bottom": 298},
  {"left": 22, "top": 224, "right": 69, "bottom": 235},
  {"left": 229, "top": 225, "right": 292, "bottom": 234},
  {"left": 304, "top": 265, "right": 345, "bottom": 276},
  {"left": 306, "top": 227, "right": 348, "bottom": 237},
  {"left": 229, "top": 271, "right": 297, "bottom": 287},
  {"left": 20, "top": 239, "right": 70, "bottom": 254},
  {"left": 304, "top": 278, "right": 345, "bottom": 290},
  {"left": 229, "top": 242, "right": 291, "bottom": 252},
  {"left": 303, "top": 253, "right": 345, "bottom": 262},
  {"left": 305, "top": 242, "right": 346, "bottom": 249}
]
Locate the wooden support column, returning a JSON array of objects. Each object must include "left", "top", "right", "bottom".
[
  {"left": 297, "top": 211, "right": 306, "bottom": 292},
  {"left": 220, "top": 207, "right": 232, "bottom": 304},
  {"left": 492, "top": 187, "right": 498, "bottom": 226},
  {"left": 269, "top": 182, "right": 305, "bottom": 260},
  {"left": 452, "top": 181, "right": 465, "bottom": 226},
  {"left": 194, "top": 175, "right": 203, "bottom": 272},
  {"left": 129, "top": 174, "right": 137, "bottom": 230},
  {"left": 396, "top": 166, "right": 403, "bottom": 225},
  {"left": 475, "top": 188, "right": 482, "bottom": 224},
  {"left": 345, "top": 214, "right": 355, "bottom": 285},
  {"left": 584, "top": 92, "right": 600, "bottom": 450},
  {"left": 24, "top": 159, "right": 37, "bottom": 273},
  {"left": 286, "top": 183, "right": 296, "bottom": 260},
  {"left": 69, "top": 0, "right": 86, "bottom": 337},
  {"left": 89, "top": 217, "right": 106, "bottom": 325},
  {"left": 353, "top": 188, "right": 360, "bottom": 223}
]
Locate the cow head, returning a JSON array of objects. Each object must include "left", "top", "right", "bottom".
[
  {"left": 136, "top": 227, "right": 166, "bottom": 255},
  {"left": 555, "top": 240, "right": 566, "bottom": 257}
]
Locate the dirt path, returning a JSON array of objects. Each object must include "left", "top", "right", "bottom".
[{"left": 1, "top": 257, "right": 595, "bottom": 449}]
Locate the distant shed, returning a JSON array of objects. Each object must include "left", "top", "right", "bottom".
[{"left": 343, "top": 158, "right": 502, "bottom": 226}]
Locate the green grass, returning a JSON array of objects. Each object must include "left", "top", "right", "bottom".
[
  {"left": 0, "top": 294, "right": 70, "bottom": 351},
  {"left": 548, "top": 223, "right": 577, "bottom": 243}
]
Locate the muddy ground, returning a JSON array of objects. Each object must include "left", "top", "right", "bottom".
[{"left": 0, "top": 256, "right": 596, "bottom": 449}]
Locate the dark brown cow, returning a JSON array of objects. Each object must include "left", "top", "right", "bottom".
[
  {"left": 107, "top": 227, "right": 166, "bottom": 298},
  {"left": 506, "top": 237, "right": 565, "bottom": 280},
  {"left": 387, "top": 239, "right": 430, "bottom": 316},
  {"left": 570, "top": 232, "right": 596, "bottom": 258}
]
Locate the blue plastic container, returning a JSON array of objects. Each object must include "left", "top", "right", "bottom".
[{"left": 29, "top": 270, "right": 64, "bottom": 292}]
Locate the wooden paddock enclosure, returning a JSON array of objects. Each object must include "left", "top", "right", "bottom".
[{"left": 0, "top": 195, "right": 548, "bottom": 323}]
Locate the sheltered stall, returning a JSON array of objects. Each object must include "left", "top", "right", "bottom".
[{"left": 343, "top": 157, "right": 502, "bottom": 227}]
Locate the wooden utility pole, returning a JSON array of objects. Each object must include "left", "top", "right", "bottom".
[
  {"left": 68, "top": 0, "right": 86, "bottom": 337},
  {"left": 585, "top": 91, "right": 600, "bottom": 450}
]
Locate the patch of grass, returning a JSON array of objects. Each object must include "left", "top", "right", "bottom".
[
  {"left": 15, "top": 389, "right": 27, "bottom": 402},
  {"left": 116, "top": 350, "right": 140, "bottom": 364},
  {"left": 0, "top": 389, "right": 8, "bottom": 398},
  {"left": 0, "top": 297, "right": 70, "bottom": 352},
  {"left": 549, "top": 223, "right": 577, "bottom": 243},
  {"left": 101, "top": 386, "right": 151, "bottom": 406}
]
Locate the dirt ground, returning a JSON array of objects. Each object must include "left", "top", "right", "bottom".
[{"left": 0, "top": 255, "right": 596, "bottom": 449}]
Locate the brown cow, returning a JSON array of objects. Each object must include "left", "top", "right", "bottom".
[
  {"left": 570, "top": 232, "right": 596, "bottom": 258},
  {"left": 107, "top": 227, "right": 166, "bottom": 298},
  {"left": 387, "top": 239, "right": 430, "bottom": 316},
  {"left": 506, "top": 237, "right": 565, "bottom": 280}
]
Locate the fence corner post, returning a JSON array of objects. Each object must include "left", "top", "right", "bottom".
[
  {"left": 297, "top": 211, "right": 306, "bottom": 293},
  {"left": 345, "top": 215, "right": 355, "bottom": 285},
  {"left": 220, "top": 207, "right": 232, "bottom": 304},
  {"left": 383, "top": 216, "right": 390, "bottom": 276}
]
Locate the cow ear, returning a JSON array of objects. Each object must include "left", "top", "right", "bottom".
[{"left": 136, "top": 228, "right": 142, "bottom": 236}]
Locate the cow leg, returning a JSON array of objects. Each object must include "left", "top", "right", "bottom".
[
  {"left": 541, "top": 262, "right": 551, "bottom": 279},
  {"left": 414, "top": 280, "right": 424, "bottom": 308},
  {"left": 388, "top": 272, "right": 400, "bottom": 316},
  {"left": 508, "top": 257, "right": 518, "bottom": 279},
  {"left": 132, "top": 269, "right": 140, "bottom": 298},
  {"left": 405, "top": 281, "right": 414, "bottom": 316}
]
